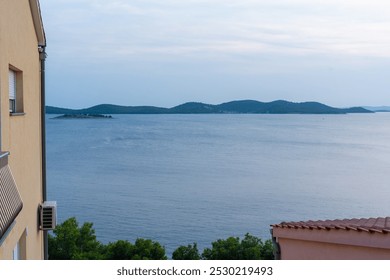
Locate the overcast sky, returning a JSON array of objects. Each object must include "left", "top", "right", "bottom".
[{"left": 40, "top": 0, "right": 390, "bottom": 109}]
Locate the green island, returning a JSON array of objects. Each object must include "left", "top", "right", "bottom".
[
  {"left": 52, "top": 114, "right": 113, "bottom": 119},
  {"left": 46, "top": 99, "right": 372, "bottom": 115}
]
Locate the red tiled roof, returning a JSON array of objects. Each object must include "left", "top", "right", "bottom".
[{"left": 272, "top": 217, "right": 390, "bottom": 234}]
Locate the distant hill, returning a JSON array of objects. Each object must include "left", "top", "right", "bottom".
[
  {"left": 46, "top": 100, "right": 372, "bottom": 115},
  {"left": 363, "top": 106, "right": 390, "bottom": 112},
  {"left": 46, "top": 104, "right": 168, "bottom": 114},
  {"left": 46, "top": 106, "right": 76, "bottom": 114},
  {"left": 217, "top": 100, "right": 352, "bottom": 114}
]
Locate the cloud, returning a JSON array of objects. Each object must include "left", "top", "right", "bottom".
[
  {"left": 39, "top": 0, "right": 390, "bottom": 108},
  {"left": 41, "top": 0, "right": 390, "bottom": 63}
]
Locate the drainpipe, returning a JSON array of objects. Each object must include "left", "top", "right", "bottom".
[{"left": 39, "top": 45, "right": 48, "bottom": 260}]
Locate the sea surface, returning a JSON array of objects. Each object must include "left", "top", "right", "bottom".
[{"left": 46, "top": 113, "right": 390, "bottom": 256}]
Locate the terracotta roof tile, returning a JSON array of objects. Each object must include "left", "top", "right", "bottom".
[{"left": 272, "top": 217, "right": 390, "bottom": 234}]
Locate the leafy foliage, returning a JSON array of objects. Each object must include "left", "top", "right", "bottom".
[
  {"left": 202, "top": 236, "right": 241, "bottom": 260},
  {"left": 131, "top": 238, "right": 167, "bottom": 260},
  {"left": 48, "top": 217, "right": 104, "bottom": 260},
  {"left": 260, "top": 239, "right": 275, "bottom": 260},
  {"left": 104, "top": 238, "right": 167, "bottom": 260},
  {"left": 49, "top": 218, "right": 274, "bottom": 260},
  {"left": 103, "top": 240, "right": 134, "bottom": 260},
  {"left": 172, "top": 243, "right": 201, "bottom": 260},
  {"left": 49, "top": 217, "right": 167, "bottom": 260},
  {"left": 201, "top": 233, "right": 274, "bottom": 260}
]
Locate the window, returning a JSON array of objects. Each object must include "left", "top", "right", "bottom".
[
  {"left": 9, "top": 69, "right": 16, "bottom": 112},
  {"left": 8, "top": 66, "right": 23, "bottom": 114},
  {"left": 12, "top": 229, "right": 27, "bottom": 260},
  {"left": 13, "top": 241, "right": 20, "bottom": 260}
]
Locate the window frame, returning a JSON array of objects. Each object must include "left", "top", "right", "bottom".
[
  {"left": 8, "top": 65, "right": 24, "bottom": 115},
  {"left": 9, "top": 69, "right": 16, "bottom": 113}
]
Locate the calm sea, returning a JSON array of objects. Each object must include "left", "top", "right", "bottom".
[{"left": 46, "top": 113, "right": 390, "bottom": 256}]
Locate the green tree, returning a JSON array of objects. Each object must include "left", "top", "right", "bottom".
[
  {"left": 172, "top": 243, "right": 200, "bottom": 260},
  {"left": 260, "top": 239, "right": 275, "bottom": 260},
  {"left": 104, "top": 238, "right": 167, "bottom": 260},
  {"left": 48, "top": 217, "right": 79, "bottom": 259},
  {"left": 239, "top": 233, "right": 264, "bottom": 259},
  {"left": 131, "top": 238, "right": 167, "bottom": 260},
  {"left": 104, "top": 240, "right": 134, "bottom": 260},
  {"left": 201, "top": 233, "right": 274, "bottom": 260},
  {"left": 48, "top": 217, "right": 104, "bottom": 260},
  {"left": 49, "top": 218, "right": 273, "bottom": 260},
  {"left": 202, "top": 236, "right": 241, "bottom": 260}
]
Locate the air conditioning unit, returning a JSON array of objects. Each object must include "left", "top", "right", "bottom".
[{"left": 39, "top": 201, "right": 57, "bottom": 230}]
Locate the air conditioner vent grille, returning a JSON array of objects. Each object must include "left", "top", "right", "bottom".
[{"left": 40, "top": 201, "right": 57, "bottom": 231}]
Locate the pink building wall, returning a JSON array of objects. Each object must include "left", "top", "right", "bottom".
[{"left": 273, "top": 227, "right": 390, "bottom": 260}]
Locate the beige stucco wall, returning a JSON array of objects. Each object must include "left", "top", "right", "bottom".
[{"left": 0, "top": 0, "right": 44, "bottom": 259}]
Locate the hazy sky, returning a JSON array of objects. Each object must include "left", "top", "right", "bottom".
[{"left": 40, "top": 0, "right": 390, "bottom": 109}]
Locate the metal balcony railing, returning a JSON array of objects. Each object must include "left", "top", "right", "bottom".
[{"left": 0, "top": 152, "right": 23, "bottom": 241}]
